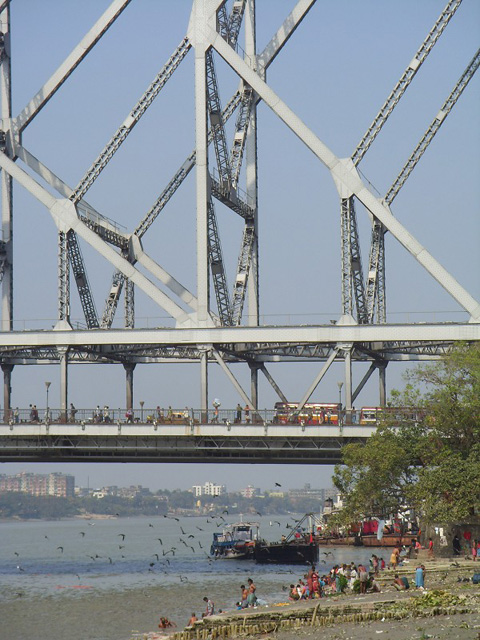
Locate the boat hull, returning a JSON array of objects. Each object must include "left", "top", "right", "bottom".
[
  {"left": 254, "top": 543, "right": 318, "bottom": 565},
  {"left": 361, "top": 534, "right": 417, "bottom": 547}
]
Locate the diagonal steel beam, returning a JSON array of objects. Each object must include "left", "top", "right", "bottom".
[
  {"left": 15, "top": 0, "right": 132, "bottom": 133},
  {"left": 210, "top": 33, "right": 480, "bottom": 322},
  {"left": 0, "top": 153, "right": 200, "bottom": 326}
]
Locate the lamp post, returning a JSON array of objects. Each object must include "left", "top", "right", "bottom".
[
  {"left": 337, "top": 381, "right": 343, "bottom": 426},
  {"left": 140, "top": 400, "right": 144, "bottom": 423},
  {"left": 45, "top": 381, "right": 51, "bottom": 420}
]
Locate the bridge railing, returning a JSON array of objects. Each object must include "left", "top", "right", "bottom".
[{"left": 0, "top": 407, "right": 423, "bottom": 427}]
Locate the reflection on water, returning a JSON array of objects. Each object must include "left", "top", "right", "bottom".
[{"left": 1, "top": 515, "right": 389, "bottom": 639}]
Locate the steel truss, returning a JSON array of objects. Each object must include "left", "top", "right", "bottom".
[
  {"left": 0, "top": 430, "right": 367, "bottom": 464},
  {"left": 0, "top": 0, "right": 478, "bottom": 424}
]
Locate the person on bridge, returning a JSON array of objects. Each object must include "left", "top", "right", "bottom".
[
  {"left": 244, "top": 405, "right": 250, "bottom": 424},
  {"left": 125, "top": 407, "right": 133, "bottom": 424},
  {"left": 236, "top": 403, "right": 242, "bottom": 423}
]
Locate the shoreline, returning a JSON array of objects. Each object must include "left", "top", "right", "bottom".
[{"left": 144, "top": 560, "right": 480, "bottom": 640}]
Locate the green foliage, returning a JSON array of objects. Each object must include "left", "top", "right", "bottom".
[{"left": 332, "top": 343, "right": 480, "bottom": 527}]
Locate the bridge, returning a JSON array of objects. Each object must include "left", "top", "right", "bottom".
[
  {"left": 0, "top": 0, "right": 478, "bottom": 446},
  {"left": 0, "top": 421, "right": 375, "bottom": 465}
]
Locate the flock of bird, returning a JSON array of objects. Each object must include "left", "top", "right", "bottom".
[{"left": 12, "top": 500, "right": 329, "bottom": 583}]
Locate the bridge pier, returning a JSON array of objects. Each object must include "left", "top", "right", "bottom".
[
  {"left": 58, "top": 347, "right": 68, "bottom": 422},
  {"left": 379, "top": 363, "right": 387, "bottom": 408},
  {"left": 2, "top": 363, "right": 13, "bottom": 422},
  {"left": 124, "top": 363, "right": 135, "bottom": 410},
  {"left": 200, "top": 350, "right": 208, "bottom": 423},
  {"left": 344, "top": 349, "right": 352, "bottom": 423}
]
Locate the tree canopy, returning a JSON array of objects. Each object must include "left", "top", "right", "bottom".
[{"left": 332, "top": 342, "right": 480, "bottom": 527}]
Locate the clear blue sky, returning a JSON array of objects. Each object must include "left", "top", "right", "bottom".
[{"left": 2, "top": 0, "right": 479, "bottom": 491}]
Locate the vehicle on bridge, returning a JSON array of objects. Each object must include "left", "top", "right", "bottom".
[{"left": 273, "top": 402, "right": 339, "bottom": 426}]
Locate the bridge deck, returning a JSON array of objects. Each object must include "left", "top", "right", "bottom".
[{"left": 0, "top": 424, "right": 375, "bottom": 464}]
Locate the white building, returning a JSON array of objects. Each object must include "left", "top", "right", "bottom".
[{"left": 192, "top": 482, "right": 226, "bottom": 497}]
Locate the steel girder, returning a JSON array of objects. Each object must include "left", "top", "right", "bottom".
[
  {"left": 344, "top": 0, "right": 464, "bottom": 325},
  {"left": 0, "top": 432, "right": 366, "bottom": 464},
  {"left": 366, "top": 48, "right": 480, "bottom": 323}
]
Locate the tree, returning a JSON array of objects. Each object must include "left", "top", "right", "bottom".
[{"left": 332, "top": 343, "right": 480, "bottom": 527}]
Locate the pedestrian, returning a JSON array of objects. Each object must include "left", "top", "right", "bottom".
[
  {"left": 390, "top": 545, "right": 400, "bottom": 569},
  {"left": 244, "top": 405, "right": 250, "bottom": 424},
  {"left": 166, "top": 406, "right": 173, "bottom": 423},
  {"left": 125, "top": 407, "right": 133, "bottom": 424},
  {"left": 240, "top": 584, "right": 248, "bottom": 608},
  {"left": 103, "top": 406, "right": 111, "bottom": 423},
  {"left": 289, "top": 584, "right": 299, "bottom": 601},
  {"left": 452, "top": 534, "right": 461, "bottom": 556},
  {"left": 358, "top": 564, "right": 368, "bottom": 594},
  {"left": 415, "top": 564, "right": 426, "bottom": 589},
  {"left": 158, "top": 616, "right": 175, "bottom": 629},
  {"left": 187, "top": 613, "right": 197, "bottom": 626},
  {"left": 236, "top": 403, "right": 242, "bottom": 424},
  {"left": 69, "top": 403, "right": 77, "bottom": 423},
  {"left": 14, "top": 407, "right": 19, "bottom": 424},
  {"left": 427, "top": 537, "right": 435, "bottom": 560},
  {"left": 183, "top": 406, "right": 190, "bottom": 425},
  {"left": 247, "top": 577, "right": 257, "bottom": 606},
  {"left": 473, "top": 539, "right": 478, "bottom": 561},
  {"left": 203, "top": 596, "right": 214, "bottom": 616}
]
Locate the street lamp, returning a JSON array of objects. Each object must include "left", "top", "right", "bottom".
[
  {"left": 45, "top": 381, "right": 51, "bottom": 419},
  {"left": 337, "top": 381, "right": 343, "bottom": 426},
  {"left": 140, "top": 400, "right": 144, "bottom": 423}
]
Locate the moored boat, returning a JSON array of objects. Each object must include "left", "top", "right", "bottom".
[{"left": 210, "top": 521, "right": 259, "bottom": 559}]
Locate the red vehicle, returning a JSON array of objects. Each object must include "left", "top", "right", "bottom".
[{"left": 273, "top": 402, "right": 339, "bottom": 426}]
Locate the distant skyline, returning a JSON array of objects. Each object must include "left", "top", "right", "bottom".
[
  {"left": 0, "top": 461, "right": 336, "bottom": 493},
  {"left": 1, "top": 1, "right": 479, "bottom": 490}
]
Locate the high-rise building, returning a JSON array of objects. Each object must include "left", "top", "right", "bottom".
[
  {"left": 0, "top": 472, "right": 75, "bottom": 498},
  {"left": 192, "top": 482, "right": 226, "bottom": 497}
]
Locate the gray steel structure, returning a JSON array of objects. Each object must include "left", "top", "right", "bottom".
[
  {"left": 0, "top": 1, "right": 479, "bottom": 426},
  {"left": 0, "top": 422, "right": 376, "bottom": 465}
]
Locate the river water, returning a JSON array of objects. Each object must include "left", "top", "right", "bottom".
[{"left": 1, "top": 514, "right": 388, "bottom": 640}]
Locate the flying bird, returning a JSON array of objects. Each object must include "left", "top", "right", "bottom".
[
  {"left": 117, "top": 534, "right": 126, "bottom": 540},
  {"left": 157, "top": 538, "right": 163, "bottom": 545},
  {"left": 222, "top": 509, "right": 229, "bottom": 515},
  {"left": 196, "top": 526, "right": 204, "bottom": 531},
  {"left": 153, "top": 553, "right": 160, "bottom": 561},
  {"left": 275, "top": 482, "right": 282, "bottom": 487},
  {"left": 14, "top": 551, "right": 19, "bottom": 556},
  {"left": 189, "top": 546, "right": 196, "bottom": 553},
  {"left": 180, "top": 526, "right": 186, "bottom": 535},
  {"left": 16, "top": 565, "right": 25, "bottom": 572},
  {"left": 57, "top": 546, "right": 64, "bottom": 553},
  {"left": 148, "top": 523, "right": 154, "bottom": 528},
  {"left": 79, "top": 532, "right": 86, "bottom": 537}
]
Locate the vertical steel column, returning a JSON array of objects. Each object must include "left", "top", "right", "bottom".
[
  {"left": 124, "top": 278, "right": 134, "bottom": 328},
  {"left": 58, "top": 347, "right": 68, "bottom": 422},
  {"left": 340, "top": 198, "right": 352, "bottom": 316},
  {"left": 344, "top": 349, "right": 352, "bottom": 423},
  {"left": 245, "top": 1, "right": 260, "bottom": 406},
  {"left": 379, "top": 364, "right": 387, "bottom": 407},
  {"left": 2, "top": 363, "right": 12, "bottom": 422},
  {"left": 250, "top": 364, "right": 258, "bottom": 412},
  {"left": 58, "top": 231, "right": 70, "bottom": 325},
  {"left": 1, "top": 4, "right": 13, "bottom": 331},
  {"left": 194, "top": 1, "right": 210, "bottom": 416},
  {"left": 245, "top": 0, "right": 259, "bottom": 329},
  {"left": 124, "top": 363, "right": 135, "bottom": 410},
  {"left": 200, "top": 349, "right": 208, "bottom": 423}
]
